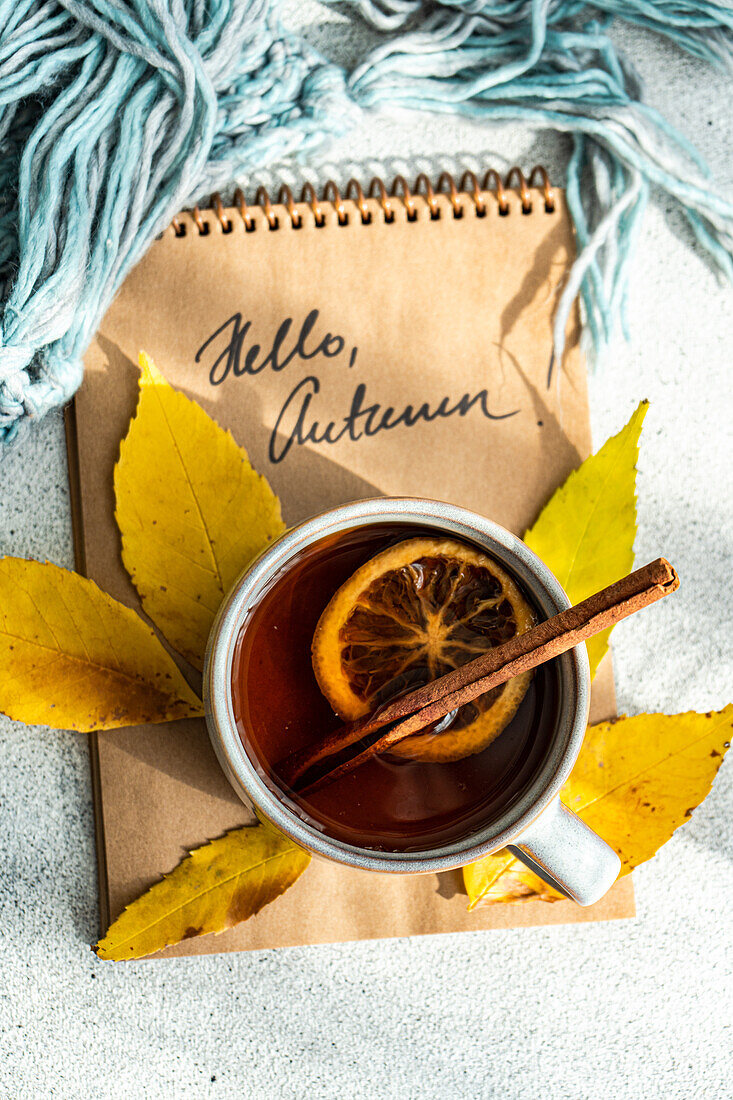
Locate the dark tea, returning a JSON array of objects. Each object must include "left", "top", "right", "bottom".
[{"left": 231, "top": 523, "right": 559, "bottom": 853}]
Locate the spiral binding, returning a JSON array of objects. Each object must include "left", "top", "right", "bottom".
[{"left": 170, "top": 167, "right": 555, "bottom": 237}]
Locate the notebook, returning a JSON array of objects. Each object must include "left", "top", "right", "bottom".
[{"left": 66, "top": 169, "right": 634, "bottom": 958}]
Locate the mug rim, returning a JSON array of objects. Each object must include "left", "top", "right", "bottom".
[{"left": 203, "top": 497, "right": 590, "bottom": 874}]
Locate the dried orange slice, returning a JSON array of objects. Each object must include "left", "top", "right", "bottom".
[{"left": 311, "top": 537, "right": 535, "bottom": 763}]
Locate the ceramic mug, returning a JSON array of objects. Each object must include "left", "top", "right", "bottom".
[{"left": 204, "top": 498, "right": 621, "bottom": 906}]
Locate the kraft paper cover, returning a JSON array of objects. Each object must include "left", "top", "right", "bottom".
[{"left": 69, "top": 186, "right": 634, "bottom": 958}]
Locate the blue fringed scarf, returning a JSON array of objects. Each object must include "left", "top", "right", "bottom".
[{"left": 1, "top": 0, "right": 731, "bottom": 443}]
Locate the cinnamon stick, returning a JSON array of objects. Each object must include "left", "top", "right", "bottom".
[{"left": 277, "top": 557, "right": 679, "bottom": 794}]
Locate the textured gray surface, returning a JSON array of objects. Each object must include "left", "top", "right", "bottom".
[{"left": 1, "top": 16, "right": 732, "bottom": 1100}]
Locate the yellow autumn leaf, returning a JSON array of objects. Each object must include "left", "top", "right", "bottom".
[
  {"left": 114, "top": 352, "right": 285, "bottom": 669},
  {"left": 94, "top": 824, "right": 310, "bottom": 960},
  {"left": 525, "top": 401, "right": 647, "bottom": 678},
  {"left": 0, "top": 558, "right": 203, "bottom": 731},
  {"left": 463, "top": 706, "right": 732, "bottom": 908}
]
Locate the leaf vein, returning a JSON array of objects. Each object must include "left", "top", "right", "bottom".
[
  {"left": 554, "top": 434, "right": 636, "bottom": 589},
  {"left": 148, "top": 384, "right": 225, "bottom": 594},
  {"left": 107, "top": 845, "right": 299, "bottom": 951},
  {"left": 569, "top": 715, "right": 731, "bottom": 816}
]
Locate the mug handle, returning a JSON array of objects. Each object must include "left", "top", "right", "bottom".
[{"left": 508, "top": 797, "right": 621, "bottom": 906}]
